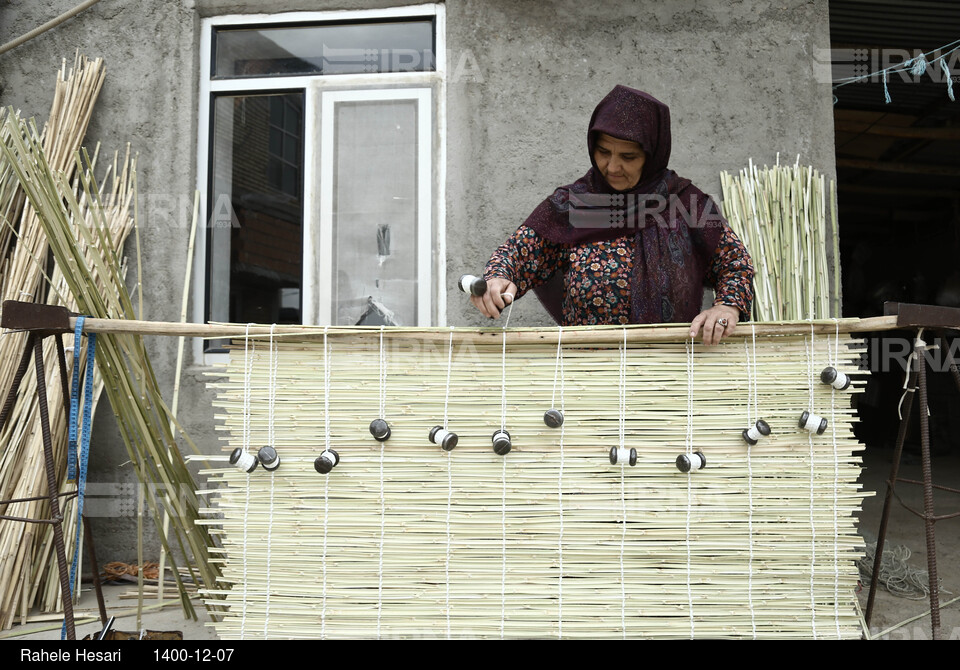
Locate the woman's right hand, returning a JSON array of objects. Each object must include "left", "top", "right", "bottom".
[{"left": 470, "top": 277, "right": 518, "bottom": 319}]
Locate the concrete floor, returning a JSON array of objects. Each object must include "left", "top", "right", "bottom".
[
  {"left": 855, "top": 447, "right": 960, "bottom": 640},
  {"left": 6, "top": 448, "right": 958, "bottom": 641}
]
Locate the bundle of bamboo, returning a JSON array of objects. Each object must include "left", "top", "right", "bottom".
[
  {"left": 200, "top": 324, "right": 868, "bottom": 639},
  {"left": 0, "top": 55, "right": 107, "bottom": 629},
  {"left": 0, "top": 105, "right": 220, "bottom": 625},
  {"left": 720, "top": 158, "right": 841, "bottom": 321}
]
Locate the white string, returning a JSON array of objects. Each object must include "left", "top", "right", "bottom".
[
  {"left": 443, "top": 327, "right": 454, "bottom": 429},
  {"left": 377, "top": 410, "right": 385, "bottom": 639},
  {"left": 378, "top": 326, "right": 386, "bottom": 419},
  {"left": 746, "top": 325, "right": 757, "bottom": 638},
  {"left": 240, "top": 324, "right": 253, "bottom": 639},
  {"left": 499, "top": 306, "right": 511, "bottom": 639},
  {"left": 268, "top": 324, "right": 277, "bottom": 446},
  {"left": 618, "top": 328, "right": 627, "bottom": 639},
  {"left": 377, "top": 330, "right": 386, "bottom": 638},
  {"left": 374, "top": 330, "right": 387, "bottom": 636},
  {"left": 321, "top": 327, "right": 330, "bottom": 639},
  {"left": 445, "top": 447, "right": 452, "bottom": 639},
  {"left": 831, "top": 319, "right": 841, "bottom": 638},
  {"left": 619, "top": 329, "right": 627, "bottom": 451},
  {"left": 556, "top": 327, "right": 565, "bottom": 639},
  {"left": 323, "top": 328, "right": 331, "bottom": 452},
  {"left": 500, "top": 316, "right": 509, "bottom": 432},
  {"left": 241, "top": 324, "right": 254, "bottom": 454},
  {"left": 806, "top": 323, "right": 818, "bottom": 638},
  {"left": 321, "top": 473, "right": 329, "bottom": 639},
  {"left": 685, "top": 336, "right": 695, "bottom": 639},
  {"left": 551, "top": 327, "right": 563, "bottom": 409},
  {"left": 500, "top": 455, "right": 507, "bottom": 639},
  {"left": 263, "top": 324, "right": 278, "bottom": 639},
  {"left": 501, "top": 300, "right": 514, "bottom": 329},
  {"left": 264, "top": 474, "right": 274, "bottom": 638}
]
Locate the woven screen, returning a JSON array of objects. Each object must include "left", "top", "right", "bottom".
[{"left": 199, "top": 324, "right": 868, "bottom": 639}]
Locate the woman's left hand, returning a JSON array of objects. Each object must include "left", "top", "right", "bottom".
[{"left": 689, "top": 305, "right": 740, "bottom": 346}]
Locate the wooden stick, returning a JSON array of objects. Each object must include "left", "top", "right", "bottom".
[{"left": 63, "top": 315, "right": 900, "bottom": 343}]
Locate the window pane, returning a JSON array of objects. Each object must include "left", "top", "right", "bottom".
[
  {"left": 214, "top": 20, "right": 435, "bottom": 78},
  {"left": 208, "top": 93, "right": 304, "bottom": 350},
  {"left": 332, "top": 99, "right": 418, "bottom": 326}
]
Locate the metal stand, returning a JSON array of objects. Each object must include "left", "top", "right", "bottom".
[
  {"left": 0, "top": 302, "right": 108, "bottom": 639},
  {"left": 864, "top": 303, "right": 960, "bottom": 640}
]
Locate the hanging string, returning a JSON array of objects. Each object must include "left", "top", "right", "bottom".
[
  {"left": 263, "top": 324, "right": 278, "bottom": 639},
  {"left": 440, "top": 325, "right": 456, "bottom": 637},
  {"left": 377, "top": 410, "right": 386, "bottom": 639},
  {"left": 897, "top": 328, "right": 926, "bottom": 421},
  {"left": 500, "top": 454, "right": 507, "bottom": 639},
  {"left": 618, "top": 328, "right": 628, "bottom": 639},
  {"left": 831, "top": 319, "right": 842, "bottom": 638},
  {"left": 832, "top": 38, "right": 960, "bottom": 104},
  {"left": 499, "top": 309, "right": 511, "bottom": 432},
  {"left": 806, "top": 323, "right": 818, "bottom": 639},
  {"left": 445, "top": 437, "right": 452, "bottom": 639},
  {"left": 685, "top": 336, "right": 696, "bottom": 639},
  {"left": 499, "top": 304, "right": 513, "bottom": 638},
  {"left": 267, "top": 324, "right": 277, "bottom": 446},
  {"left": 745, "top": 325, "right": 758, "bottom": 638},
  {"left": 555, "top": 327, "right": 565, "bottom": 639},
  {"left": 240, "top": 323, "right": 254, "bottom": 639},
  {"left": 376, "top": 327, "right": 387, "bottom": 639},
  {"left": 320, "top": 327, "right": 330, "bottom": 639},
  {"left": 443, "top": 327, "right": 454, "bottom": 429},
  {"left": 242, "top": 325, "right": 255, "bottom": 456},
  {"left": 551, "top": 327, "right": 564, "bottom": 412},
  {"left": 941, "top": 56, "right": 956, "bottom": 102},
  {"left": 377, "top": 326, "right": 387, "bottom": 640},
  {"left": 378, "top": 326, "right": 387, "bottom": 420}
]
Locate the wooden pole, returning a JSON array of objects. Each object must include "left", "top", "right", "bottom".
[{"left": 65, "top": 314, "right": 901, "bottom": 344}]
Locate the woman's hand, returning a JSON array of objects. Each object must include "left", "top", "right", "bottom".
[
  {"left": 689, "top": 304, "right": 740, "bottom": 346},
  {"left": 470, "top": 277, "right": 518, "bottom": 319}
]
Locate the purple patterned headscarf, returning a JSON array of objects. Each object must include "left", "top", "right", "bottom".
[{"left": 524, "top": 85, "right": 724, "bottom": 325}]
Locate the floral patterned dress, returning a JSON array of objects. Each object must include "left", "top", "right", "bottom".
[{"left": 483, "top": 224, "right": 754, "bottom": 326}]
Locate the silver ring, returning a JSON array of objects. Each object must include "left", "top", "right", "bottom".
[{"left": 717, "top": 317, "right": 729, "bottom": 328}]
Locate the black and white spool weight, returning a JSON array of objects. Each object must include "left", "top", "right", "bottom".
[
  {"left": 369, "top": 418, "right": 391, "bottom": 442},
  {"left": 609, "top": 446, "right": 637, "bottom": 466},
  {"left": 458, "top": 274, "right": 487, "bottom": 297},
  {"left": 799, "top": 411, "right": 828, "bottom": 435},
  {"left": 429, "top": 425, "right": 458, "bottom": 451},
  {"left": 257, "top": 445, "right": 281, "bottom": 471},
  {"left": 229, "top": 448, "right": 258, "bottom": 473},
  {"left": 820, "top": 366, "right": 852, "bottom": 391},
  {"left": 676, "top": 451, "right": 706, "bottom": 473},
  {"left": 314, "top": 449, "right": 340, "bottom": 474},
  {"left": 492, "top": 429, "right": 512, "bottom": 455},
  {"left": 543, "top": 408, "right": 564, "bottom": 428},
  {"left": 742, "top": 419, "right": 771, "bottom": 446}
]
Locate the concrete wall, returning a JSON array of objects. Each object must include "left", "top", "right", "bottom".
[{"left": 0, "top": 0, "right": 836, "bottom": 560}]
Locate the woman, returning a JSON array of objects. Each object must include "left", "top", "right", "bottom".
[{"left": 471, "top": 85, "right": 754, "bottom": 346}]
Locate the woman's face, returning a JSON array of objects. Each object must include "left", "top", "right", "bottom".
[{"left": 593, "top": 133, "right": 646, "bottom": 190}]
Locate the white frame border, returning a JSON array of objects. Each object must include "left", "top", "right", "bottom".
[
  {"left": 194, "top": 4, "right": 445, "bottom": 365},
  {"left": 312, "top": 87, "right": 433, "bottom": 326}
]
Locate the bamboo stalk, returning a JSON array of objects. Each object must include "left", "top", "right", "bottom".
[{"left": 158, "top": 191, "right": 200, "bottom": 602}]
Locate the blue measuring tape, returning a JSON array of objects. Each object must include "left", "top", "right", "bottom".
[{"left": 61, "top": 316, "right": 97, "bottom": 640}]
